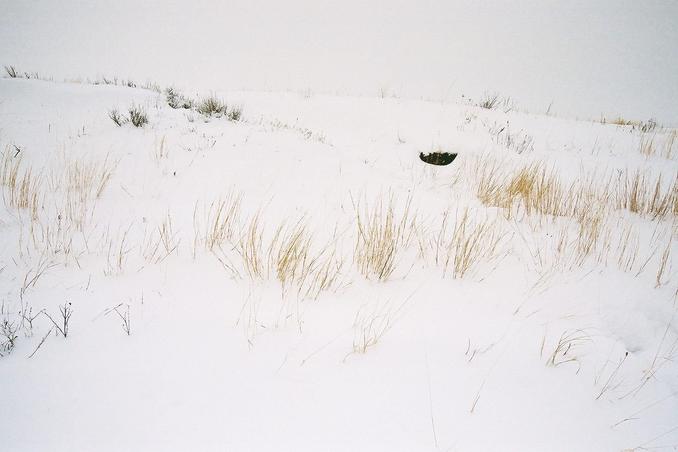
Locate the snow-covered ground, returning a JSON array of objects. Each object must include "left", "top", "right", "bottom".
[{"left": 0, "top": 73, "right": 677, "bottom": 451}]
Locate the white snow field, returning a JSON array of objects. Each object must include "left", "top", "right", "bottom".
[
  {"left": 0, "top": 3, "right": 677, "bottom": 450},
  {"left": 0, "top": 72, "right": 676, "bottom": 452}
]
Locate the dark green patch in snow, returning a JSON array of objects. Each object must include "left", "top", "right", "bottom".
[{"left": 419, "top": 152, "right": 457, "bottom": 166}]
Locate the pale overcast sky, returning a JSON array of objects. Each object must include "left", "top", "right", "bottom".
[{"left": 1, "top": 0, "right": 676, "bottom": 123}]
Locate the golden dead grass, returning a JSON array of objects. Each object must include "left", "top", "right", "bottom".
[
  {"left": 353, "top": 195, "right": 417, "bottom": 281},
  {"left": 197, "top": 202, "right": 344, "bottom": 299},
  {"left": 65, "top": 157, "right": 115, "bottom": 201},
  {"left": 639, "top": 131, "right": 676, "bottom": 160},
  {"left": 268, "top": 219, "right": 313, "bottom": 291},
  {"left": 267, "top": 220, "right": 344, "bottom": 299},
  {"left": 473, "top": 158, "right": 574, "bottom": 218},
  {"left": 202, "top": 194, "right": 242, "bottom": 252},
  {"left": 434, "top": 208, "right": 509, "bottom": 279},
  {"left": 614, "top": 170, "right": 678, "bottom": 220},
  {"left": 471, "top": 154, "right": 678, "bottom": 223},
  {"left": 104, "top": 226, "right": 132, "bottom": 276},
  {"left": 0, "top": 150, "right": 43, "bottom": 219},
  {"left": 58, "top": 157, "right": 116, "bottom": 230},
  {"left": 142, "top": 214, "right": 180, "bottom": 265},
  {"left": 238, "top": 212, "right": 266, "bottom": 280},
  {"left": 521, "top": 205, "right": 676, "bottom": 291}
]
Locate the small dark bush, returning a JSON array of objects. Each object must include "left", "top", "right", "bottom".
[
  {"left": 479, "top": 93, "right": 500, "bottom": 110},
  {"left": 109, "top": 108, "right": 126, "bottom": 126},
  {"left": 227, "top": 105, "right": 243, "bottom": 121},
  {"left": 640, "top": 119, "right": 658, "bottom": 133},
  {"left": 109, "top": 105, "right": 148, "bottom": 127},
  {"left": 197, "top": 96, "right": 226, "bottom": 116},
  {"left": 166, "top": 87, "right": 181, "bottom": 108},
  {"left": 4, "top": 66, "right": 18, "bottom": 78},
  {"left": 0, "top": 319, "right": 18, "bottom": 356},
  {"left": 128, "top": 105, "right": 148, "bottom": 127},
  {"left": 143, "top": 81, "right": 161, "bottom": 93},
  {"left": 166, "top": 87, "right": 194, "bottom": 109}
]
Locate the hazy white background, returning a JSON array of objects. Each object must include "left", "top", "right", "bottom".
[{"left": 1, "top": 0, "right": 676, "bottom": 123}]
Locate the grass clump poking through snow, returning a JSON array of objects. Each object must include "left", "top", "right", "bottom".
[
  {"left": 128, "top": 105, "right": 148, "bottom": 127},
  {"left": 351, "top": 300, "right": 402, "bottom": 355},
  {"left": 353, "top": 196, "right": 417, "bottom": 281},
  {"left": 486, "top": 122, "right": 535, "bottom": 154},
  {"left": 238, "top": 213, "right": 266, "bottom": 279},
  {"left": 266, "top": 219, "right": 343, "bottom": 299},
  {"left": 471, "top": 155, "right": 678, "bottom": 222},
  {"left": 108, "top": 106, "right": 148, "bottom": 127},
  {"left": 0, "top": 148, "right": 43, "bottom": 219},
  {"left": 197, "top": 198, "right": 343, "bottom": 299},
  {"left": 4, "top": 65, "right": 18, "bottom": 78},
  {"left": 639, "top": 131, "right": 677, "bottom": 160},
  {"left": 165, "top": 87, "right": 194, "bottom": 109},
  {"left": 0, "top": 318, "right": 19, "bottom": 356},
  {"left": 608, "top": 117, "right": 658, "bottom": 133},
  {"left": 109, "top": 108, "right": 126, "bottom": 126},
  {"left": 435, "top": 208, "right": 508, "bottom": 279},
  {"left": 196, "top": 95, "right": 243, "bottom": 121},
  {"left": 197, "top": 95, "right": 227, "bottom": 117},
  {"left": 268, "top": 220, "right": 314, "bottom": 293},
  {"left": 478, "top": 92, "right": 514, "bottom": 112},
  {"left": 227, "top": 105, "right": 243, "bottom": 121},
  {"left": 479, "top": 93, "right": 500, "bottom": 109},
  {"left": 202, "top": 195, "right": 242, "bottom": 252}
]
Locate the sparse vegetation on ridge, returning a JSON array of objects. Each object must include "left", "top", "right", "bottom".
[
  {"left": 4, "top": 65, "right": 18, "bottom": 78},
  {"left": 197, "top": 95, "right": 227, "bottom": 116},
  {"left": 108, "top": 105, "right": 148, "bottom": 127},
  {"left": 128, "top": 105, "right": 148, "bottom": 127},
  {"left": 165, "top": 87, "right": 194, "bottom": 109}
]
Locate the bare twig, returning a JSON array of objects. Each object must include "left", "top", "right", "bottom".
[{"left": 28, "top": 327, "right": 53, "bottom": 359}]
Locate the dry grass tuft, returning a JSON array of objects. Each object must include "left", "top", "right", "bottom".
[
  {"left": 52, "top": 157, "right": 117, "bottom": 230},
  {"left": 65, "top": 157, "right": 115, "bottom": 201},
  {"left": 0, "top": 150, "right": 43, "bottom": 219},
  {"left": 203, "top": 195, "right": 242, "bottom": 252},
  {"left": 546, "top": 329, "right": 592, "bottom": 369},
  {"left": 197, "top": 96, "right": 227, "bottom": 117},
  {"left": 435, "top": 208, "right": 508, "bottom": 279},
  {"left": 350, "top": 298, "right": 408, "bottom": 355},
  {"left": 614, "top": 170, "right": 677, "bottom": 220},
  {"left": 353, "top": 196, "right": 417, "bottom": 281},
  {"left": 474, "top": 158, "right": 573, "bottom": 218},
  {"left": 607, "top": 117, "right": 657, "bottom": 133},
  {"left": 655, "top": 238, "right": 672, "bottom": 288},
  {"left": 638, "top": 130, "right": 678, "bottom": 160},
  {"left": 268, "top": 220, "right": 313, "bottom": 292},
  {"left": 267, "top": 220, "right": 344, "bottom": 299},
  {"left": 4, "top": 65, "right": 18, "bottom": 78},
  {"left": 146, "top": 213, "right": 181, "bottom": 264},
  {"left": 472, "top": 154, "right": 677, "bottom": 223},
  {"left": 237, "top": 213, "right": 266, "bottom": 279},
  {"left": 232, "top": 213, "right": 344, "bottom": 298},
  {"left": 104, "top": 227, "right": 132, "bottom": 275}
]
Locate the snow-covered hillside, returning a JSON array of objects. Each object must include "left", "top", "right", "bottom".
[{"left": 1, "top": 74, "right": 677, "bottom": 451}]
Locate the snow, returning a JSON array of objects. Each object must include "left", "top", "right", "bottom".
[{"left": 1, "top": 57, "right": 677, "bottom": 452}]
